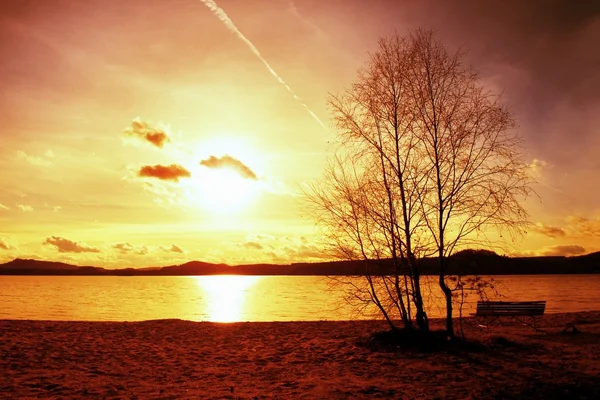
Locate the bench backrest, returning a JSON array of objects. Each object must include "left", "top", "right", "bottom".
[{"left": 475, "top": 301, "right": 546, "bottom": 316}]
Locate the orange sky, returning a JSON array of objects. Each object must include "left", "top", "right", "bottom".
[{"left": 1, "top": 0, "right": 599, "bottom": 267}]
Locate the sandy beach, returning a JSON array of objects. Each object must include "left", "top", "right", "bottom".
[{"left": 1, "top": 312, "right": 599, "bottom": 399}]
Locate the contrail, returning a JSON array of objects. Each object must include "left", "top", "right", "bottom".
[{"left": 199, "top": 0, "right": 327, "bottom": 130}]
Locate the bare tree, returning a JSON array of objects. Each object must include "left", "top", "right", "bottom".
[
  {"left": 307, "top": 33, "right": 434, "bottom": 333},
  {"left": 406, "top": 31, "right": 533, "bottom": 337},
  {"left": 307, "top": 30, "right": 533, "bottom": 338}
]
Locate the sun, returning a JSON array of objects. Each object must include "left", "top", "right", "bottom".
[
  {"left": 179, "top": 136, "right": 263, "bottom": 214},
  {"left": 195, "top": 168, "right": 260, "bottom": 213}
]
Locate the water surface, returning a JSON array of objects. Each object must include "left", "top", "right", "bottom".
[{"left": 1, "top": 275, "right": 598, "bottom": 321}]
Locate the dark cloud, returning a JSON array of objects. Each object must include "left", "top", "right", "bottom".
[
  {"left": 338, "top": 0, "right": 600, "bottom": 171},
  {"left": 112, "top": 243, "right": 148, "bottom": 255},
  {"left": 532, "top": 223, "right": 566, "bottom": 238},
  {"left": 124, "top": 119, "right": 170, "bottom": 148},
  {"left": 541, "top": 244, "right": 586, "bottom": 257},
  {"left": 200, "top": 155, "right": 257, "bottom": 180},
  {"left": 138, "top": 164, "right": 191, "bottom": 182},
  {"left": 416, "top": 0, "right": 600, "bottom": 110},
  {"left": 44, "top": 236, "right": 100, "bottom": 253}
]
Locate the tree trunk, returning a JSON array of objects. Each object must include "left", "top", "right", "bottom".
[
  {"left": 438, "top": 254, "right": 454, "bottom": 338},
  {"left": 412, "top": 270, "right": 429, "bottom": 332}
]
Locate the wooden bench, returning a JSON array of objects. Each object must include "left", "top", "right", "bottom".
[{"left": 474, "top": 300, "right": 546, "bottom": 330}]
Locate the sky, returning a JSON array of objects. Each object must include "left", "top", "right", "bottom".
[{"left": 0, "top": 0, "right": 599, "bottom": 267}]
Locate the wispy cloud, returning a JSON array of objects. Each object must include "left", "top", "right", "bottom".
[
  {"left": 528, "top": 158, "right": 547, "bottom": 178},
  {"left": 112, "top": 243, "right": 149, "bottom": 255},
  {"left": 0, "top": 203, "right": 9, "bottom": 211},
  {"left": 200, "top": 155, "right": 257, "bottom": 180},
  {"left": 237, "top": 234, "right": 329, "bottom": 262},
  {"left": 534, "top": 216, "right": 600, "bottom": 240},
  {"left": 532, "top": 223, "right": 566, "bottom": 238},
  {"left": 138, "top": 164, "right": 191, "bottom": 182},
  {"left": 288, "top": 1, "right": 325, "bottom": 38},
  {"left": 0, "top": 238, "right": 10, "bottom": 250},
  {"left": 16, "top": 150, "right": 53, "bottom": 167},
  {"left": 527, "top": 158, "right": 564, "bottom": 193},
  {"left": 17, "top": 204, "right": 33, "bottom": 212},
  {"left": 564, "top": 216, "right": 600, "bottom": 238},
  {"left": 124, "top": 118, "right": 170, "bottom": 148},
  {"left": 199, "top": 0, "right": 326, "bottom": 129},
  {"left": 44, "top": 236, "right": 100, "bottom": 253}
]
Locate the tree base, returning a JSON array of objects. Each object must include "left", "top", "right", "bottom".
[{"left": 357, "top": 328, "right": 485, "bottom": 353}]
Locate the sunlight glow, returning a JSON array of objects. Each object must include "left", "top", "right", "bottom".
[
  {"left": 195, "top": 275, "right": 260, "bottom": 322},
  {"left": 178, "top": 137, "right": 263, "bottom": 214},
  {"left": 199, "top": 168, "right": 259, "bottom": 213}
]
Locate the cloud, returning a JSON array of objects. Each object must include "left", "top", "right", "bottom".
[
  {"left": 138, "top": 164, "right": 191, "bottom": 182},
  {"left": 283, "top": 243, "right": 329, "bottom": 259},
  {"left": 242, "top": 241, "right": 263, "bottom": 250},
  {"left": 237, "top": 234, "right": 329, "bottom": 262},
  {"left": 140, "top": 180, "right": 186, "bottom": 207},
  {"left": 0, "top": 203, "right": 9, "bottom": 211},
  {"left": 528, "top": 158, "right": 547, "bottom": 178},
  {"left": 44, "top": 236, "right": 100, "bottom": 253},
  {"left": 123, "top": 118, "right": 170, "bottom": 148},
  {"left": 532, "top": 223, "right": 566, "bottom": 238},
  {"left": 200, "top": 155, "right": 257, "bottom": 180},
  {"left": 16, "top": 150, "right": 53, "bottom": 167},
  {"left": 167, "top": 244, "right": 184, "bottom": 253},
  {"left": 565, "top": 216, "right": 600, "bottom": 238},
  {"left": 17, "top": 204, "right": 33, "bottom": 212},
  {"left": 532, "top": 216, "right": 600, "bottom": 241},
  {"left": 0, "top": 239, "right": 10, "bottom": 250},
  {"left": 540, "top": 244, "right": 586, "bottom": 257},
  {"left": 112, "top": 243, "right": 149, "bottom": 255},
  {"left": 158, "top": 244, "right": 185, "bottom": 254}
]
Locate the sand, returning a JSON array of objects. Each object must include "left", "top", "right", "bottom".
[{"left": 1, "top": 312, "right": 599, "bottom": 399}]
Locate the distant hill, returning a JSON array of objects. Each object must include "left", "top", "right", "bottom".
[
  {"left": 3, "top": 258, "right": 80, "bottom": 270},
  {"left": 1, "top": 251, "right": 599, "bottom": 276},
  {"left": 0, "top": 258, "right": 105, "bottom": 275}
]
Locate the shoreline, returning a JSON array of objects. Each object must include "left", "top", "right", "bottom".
[
  {"left": 2, "top": 312, "right": 600, "bottom": 399},
  {"left": 2, "top": 309, "right": 600, "bottom": 326},
  {"left": 2, "top": 308, "right": 600, "bottom": 322}
]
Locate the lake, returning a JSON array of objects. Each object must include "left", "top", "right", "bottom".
[{"left": 1, "top": 275, "right": 599, "bottom": 322}]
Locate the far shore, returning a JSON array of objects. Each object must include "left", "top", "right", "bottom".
[
  {"left": 2, "top": 251, "right": 600, "bottom": 276},
  {"left": 2, "top": 312, "right": 600, "bottom": 399}
]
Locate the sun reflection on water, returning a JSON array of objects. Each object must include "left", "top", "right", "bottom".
[{"left": 195, "top": 275, "right": 260, "bottom": 322}]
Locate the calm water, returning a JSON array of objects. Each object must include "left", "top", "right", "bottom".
[{"left": 1, "top": 275, "right": 599, "bottom": 322}]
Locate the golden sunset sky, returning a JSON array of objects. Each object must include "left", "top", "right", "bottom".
[{"left": 1, "top": 0, "right": 599, "bottom": 267}]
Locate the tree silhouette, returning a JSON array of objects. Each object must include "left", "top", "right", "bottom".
[{"left": 307, "top": 30, "right": 533, "bottom": 337}]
